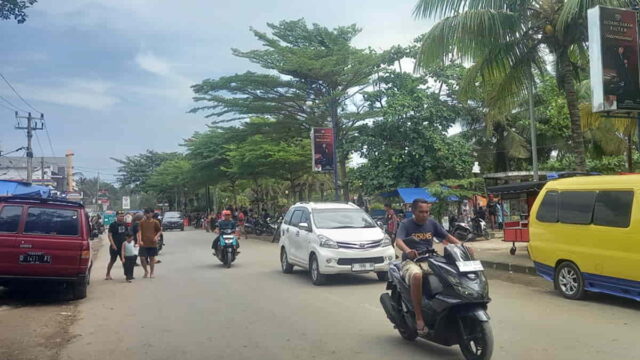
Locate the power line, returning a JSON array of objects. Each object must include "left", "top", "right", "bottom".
[
  {"left": 43, "top": 122, "right": 55, "bottom": 156},
  {"left": 0, "top": 72, "right": 41, "bottom": 114},
  {"left": 0, "top": 100, "right": 16, "bottom": 112},
  {"left": 0, "top": 94, "right": 28, "bottom": 112}
]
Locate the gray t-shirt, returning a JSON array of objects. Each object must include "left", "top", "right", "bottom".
[{"left": 396, "top": 218, "right": 448, "bottom": 260}]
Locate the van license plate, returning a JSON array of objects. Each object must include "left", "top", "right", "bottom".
[
  {"left": 456, "top": 261, "right": 483, "bottom": 272},
  {"left": 351, "top": 263, "right": 374, "bottom": 272},
  {"left": 19, "top": 254, "right": 52, "bottom": 264}
]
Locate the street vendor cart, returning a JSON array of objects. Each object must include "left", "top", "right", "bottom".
[{"left": 487, "top": 181, "right": 546, "bottom": 255}]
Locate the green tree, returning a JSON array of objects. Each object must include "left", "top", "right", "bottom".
[
  {"left": 413, "top": 0, "right": 632, "bottom": 171},
  {"left": 353, "top": 70, "right": 474, "bottom": 194},
  {"left": 112, "top": 150, "right": 181, "bottom": 192},
  {"left": 146, "top": 158, "right": 193, "bottom": 210},
  {"left": 191, "top": 19, "right": 383, "bottom": 200},
  {"left": 1, "top": 0, "right": 37, "bottom": 23}
]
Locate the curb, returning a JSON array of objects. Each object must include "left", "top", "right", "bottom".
[{"left": 480, "top": 260, "right": 537, "bottom": 276}]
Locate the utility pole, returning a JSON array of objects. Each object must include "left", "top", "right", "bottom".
[
  {"left": 41, "top": 157, "right": 45, "bottom": 181},
  {"left": 96, "top": 171, "right": 100, "bottom": 205},
  {"left": 528, "top": 78, "right": 539, "bottom": 181},
  {"left": 15, "top": 112, "right": 44, "bottom": 183}
]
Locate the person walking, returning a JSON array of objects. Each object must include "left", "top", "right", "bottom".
[
  {"left": 137, "top": 209, "right": 162, "bottom": 278},
  {"left": 383, "top": 203, "right": 398, "bottom": 244},
  {"left": 120, "top": 233, "right": 138, "bottom": 282},
  {"left": 105, "top": 211, "right": 128, "bottom": 280},
  {"left": 237, "top": 209, "right": 247, "bottom": 240}
]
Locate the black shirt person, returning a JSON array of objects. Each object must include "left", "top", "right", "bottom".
[{"left": 105, "top": 211, "right": 128, "bottom": 280}]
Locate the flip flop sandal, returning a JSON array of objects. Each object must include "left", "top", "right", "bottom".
[{"left": 417, "top": 326, "right": 428, "bottom": 336}]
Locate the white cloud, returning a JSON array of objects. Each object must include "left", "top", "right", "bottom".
[
  {"left": 135, "top": 52, "right": 171, "bottom": 76},
  {"left": 1, "top": 79, "right": 119, "bottom": 111}
]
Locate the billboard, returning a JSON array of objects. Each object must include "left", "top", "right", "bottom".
[
  {"left": 311, "top": 127, "right": 335, "bottom": 172},
  {"left": 588, "top": 6, "right": 640, "bottom": 112},
  {"left": 122, "top": 196, "right": 130, "bottom": 210}
]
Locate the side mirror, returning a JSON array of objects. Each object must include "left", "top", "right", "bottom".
[
  {"left": 376, "top": 221, "right": 384, "bottom": 229},
  {"left": 298, "top": 222, "right": 311, "bottom": 232}
]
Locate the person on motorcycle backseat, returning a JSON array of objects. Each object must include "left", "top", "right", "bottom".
[
  {"left": 394, "top": 198, "right": 464, "bottom": 336},
  {"left": 213, "top": 210, "right": 240, "bottom": 255}
]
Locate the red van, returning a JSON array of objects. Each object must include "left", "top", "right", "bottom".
[{"left": 0, "top": 196, "right": 92, "bottom": 299}]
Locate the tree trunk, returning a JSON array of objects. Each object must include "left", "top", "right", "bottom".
[
  {"left": 627, "top": 133, "right": 633, "bottom": 172},
  {"left": 339, "top": 159, "right": 350, "bottom": 201},
  {"left": 558, "top": 52, "right": 587, "bottom": 171}
]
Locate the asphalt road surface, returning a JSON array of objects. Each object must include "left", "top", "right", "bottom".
[{"left": 61, "top": 229, "right": 640, "bottom": 360}]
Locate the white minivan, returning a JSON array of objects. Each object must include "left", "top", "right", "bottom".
[{"left": 279, "top": 202, "right": 396, "bottom": 285}]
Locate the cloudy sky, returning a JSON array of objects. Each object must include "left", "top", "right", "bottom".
[{"left": 0, "top": 0, "right": 435, "bottom": 183}]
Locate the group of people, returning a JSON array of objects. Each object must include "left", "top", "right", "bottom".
[
  {"left": 105, "top": 209, "right": 162, "bottom": 282},
  {"left": 474, "top": 196, "right": 508, "bottom": 230}
]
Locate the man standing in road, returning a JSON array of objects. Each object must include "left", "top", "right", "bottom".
[
  {"left": 394, "top": 198, "right": 463, "bottom": 336},
  {"left": 137, "top": 208, "right": 162, "bottom": 278},
  {"left": 383, "top": 203, "right": 398, "bottom": 244},
  {"left": 105, "top": 211, "right": 128, "bottom": 280}
]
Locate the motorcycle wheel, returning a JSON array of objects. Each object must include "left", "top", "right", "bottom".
[
  {"left": 255, "top": 228, "right": 264, "bottom": 236},
  {"left": 457, "top": 317, "right": 493, "bottom": 360},
  {"left": 483, "top": 230, "right": 492, "bottom": 240}
]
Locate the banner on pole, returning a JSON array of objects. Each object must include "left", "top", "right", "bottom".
[
  {"left": 588, "top": 6, "right": 640, "bottom": 112},
  {"left": 311, "top": 128, "right": 335, "bottom": 172},
  {"left": 122, "top": 196, "right": 130, "bottom": 210}
]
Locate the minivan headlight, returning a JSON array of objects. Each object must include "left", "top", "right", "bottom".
[
  {"left": 381, "top": 234, "right": 392, "bottom": 247},
  {"left": 318, "top": 235, "right": 338, "bottom": 249}
]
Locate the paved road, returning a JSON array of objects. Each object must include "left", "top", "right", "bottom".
[{"left": 61, "top": 229, "right": 640, "bottom": 360}]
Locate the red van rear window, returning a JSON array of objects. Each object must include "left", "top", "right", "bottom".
[{"left": 24, "top": 207, "right": 79, "bottom": 236}]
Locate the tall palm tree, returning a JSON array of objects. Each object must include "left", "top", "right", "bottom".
[{"left": 413, "top": 0, "right": 632, "bottom": 171}]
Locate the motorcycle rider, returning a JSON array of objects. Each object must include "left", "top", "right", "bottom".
[
  {"left": 213, "top": 210, "right": 239, "bottom": 255},
  {"left": 394, "top": 198, "right": 464, "bottom": 336}
]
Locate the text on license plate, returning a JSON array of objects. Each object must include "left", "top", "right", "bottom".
[
  {"left": 351, "top": 263, "right": 375, "bottom": 272},
  {"left": 456, "top": 260, "right": 484, "bottom": 272},
  {"left": 19, "top": 254, "right": 52, "bottom": 264}
]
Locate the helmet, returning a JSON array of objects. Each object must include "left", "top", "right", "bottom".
[{"left": 222, "top": 210, "right": 232, "bottom": 216}]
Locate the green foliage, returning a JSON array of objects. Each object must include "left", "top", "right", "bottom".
[
  {"left": 112, "top": 150, "right": 181, "bottom": 192},
  {"left": 426, "top": 178, "right": 483, "bottom": 221},
  {"left": 352, "top": 69, "right": 474, "bottom": 194},
  {"left": 0, "top": 0, "right": 37, "bottom": 23}
]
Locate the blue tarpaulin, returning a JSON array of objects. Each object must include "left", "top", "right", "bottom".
[
  {"left": 381, "top": 187, "right": 459, "bottom": 203},
  {"left": 0, "top": 180, "right": 50, "bottom": 198}
]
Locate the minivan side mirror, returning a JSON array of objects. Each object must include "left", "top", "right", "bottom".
[{"left": 298, "top": 222, "right": 311, "bottom": 232}]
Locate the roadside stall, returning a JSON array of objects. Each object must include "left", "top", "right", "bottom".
[{"left": 487, "top": 181, "right": 546, "bottom": 255}]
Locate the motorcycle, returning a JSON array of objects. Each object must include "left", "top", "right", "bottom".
[
  {"left": 212, "top": 228, "right": 239, "bottom": 268},
  {"left": 254, "top": 217, "right": 276, "bottom": 236},
  {"left": 380, "top": 243, "right": 493, "bottom": 360},
  {"left": 451, "top": 217, "right": 491, "bottom": 242},
  {"left": 157, "top": 234, "right": 164, "bottom": 253},
  {"left": 271, "top": 216, "right": 284, "bottom": 243}
]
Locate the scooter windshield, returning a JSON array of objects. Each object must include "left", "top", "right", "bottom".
[{"left": 444, "top": 244, "right": 471, "bottom": 263}]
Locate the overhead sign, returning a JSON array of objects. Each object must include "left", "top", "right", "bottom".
[
  {"left": 588, "top": 6, "right": 640, "bottom": 112},
  {"left": 311, "top": 127, "right": 335, "bottom": 172},
  {"left": 122, "top": 196, "right": 130, "bottom": 210}
]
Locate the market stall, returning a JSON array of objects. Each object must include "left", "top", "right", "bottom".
[{"left": 487, "top": 181, "right": 546, "bottom": 255}]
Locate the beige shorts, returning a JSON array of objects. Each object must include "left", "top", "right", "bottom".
[{"left": 401, "top": 260, "right": 432, "bottom": 284}]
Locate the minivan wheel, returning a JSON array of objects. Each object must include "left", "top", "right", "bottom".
[
  {"left": 281, "top": 248, "right": 294, "bottom": 274},
  {"left": 71, "top": 277, "right": 88, "bottom": 300},
  {"left": 555, "top": 262, "right": 585, "bottom": 300},
  {"left": 310, "top": 255, "right": 327, "bottom": 285}
]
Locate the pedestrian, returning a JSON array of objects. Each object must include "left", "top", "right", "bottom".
[
  {"left": 383, "top": 203, "right": 398, "bottom": 244},
  {"left": 237, "top": 209, "right": 247, "bottom": 240},
  {"left": 137, "top": 208, "right": 162, "bottom": 278},
  {"left": 120, "top": 232, "right": 138, "bottom": 282},
  {"left": 124, "top": 212, "right": 133, "bottom": 227},
  {"left": 487, "top": 195, "right": 497, "bottom": 230},
  {"left": 105, "top": 211, "right": 128, "bottom": 280},
  {"left": 130, "top": 213, "right": 144, "bottom": 245},
  {"left": 496, "top": 200, "right": 509, "bottom": 230}
]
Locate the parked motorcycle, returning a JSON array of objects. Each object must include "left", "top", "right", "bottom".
[
  {"left": 380, "top": 243, "right": 493, "bottom": 360},
  {"left": 212, "top": 228, "right": 239, "bottom": 268},
  {"left": 271, "top": 216, "right": 284, "bottom": 243},
  {"left": 451, "top": 217, "right": 491, "bottom": 242},
  {"left": 254, "top": 217, "right": 276, "bottom": 236}
]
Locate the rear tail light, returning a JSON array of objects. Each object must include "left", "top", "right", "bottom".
[{"left": 81, "top": 250, "right": 91, "bottom": 259}]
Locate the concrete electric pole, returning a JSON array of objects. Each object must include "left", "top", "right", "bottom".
[{"left": 15, "top": 112, "right": 44, "bottom": 183}]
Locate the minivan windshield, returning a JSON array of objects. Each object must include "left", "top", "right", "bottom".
[
  {"left": 164, "top": 212, "right": 182, "bottom": 219},
  {"left": 312, "top": 209, "right": 377, "bottom": 229}
]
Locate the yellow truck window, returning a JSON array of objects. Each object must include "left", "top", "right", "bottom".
[
  {"left": 593, "top": 191, "right": 634, "bottom": 228},
  {"left": 559, "top": 191, "right": 597, "bottom": 225}
]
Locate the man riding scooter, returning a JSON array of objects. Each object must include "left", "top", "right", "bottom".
[
  {"left": 394, "top": 198, "right": 465, "bottom": 336},
  {"left": 212, "top": 210, "right": 240, "bottom": 256}
]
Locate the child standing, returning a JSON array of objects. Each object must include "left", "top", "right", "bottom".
[{"left": 120, "top": 233, "right": 138, "bottom": 283}]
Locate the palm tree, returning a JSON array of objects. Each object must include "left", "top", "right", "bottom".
[{"left": 413, "top": 0, "right": 632, "bottom": 171}]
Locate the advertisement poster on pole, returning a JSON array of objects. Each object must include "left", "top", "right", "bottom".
[
  {"left": 122, "top": 196, "right": 130, "bottom": 210},
  {"left": 588, "top": 6, "right": 640, "bottom": 112},
  {"left": 311, "top": 127, "right": 335, "bottom": 172}
]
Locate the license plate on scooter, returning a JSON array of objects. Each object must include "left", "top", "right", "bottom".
[
  {"left": 351, "top": 263, "right": 375, "bottom": 272},
  {"left": 456, "top": 260, "right": 484, "bottom": 272}
]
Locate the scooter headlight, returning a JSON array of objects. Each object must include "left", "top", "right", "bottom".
[{"left": 318, "top": 235, "right": 338, "bottom": 249}]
